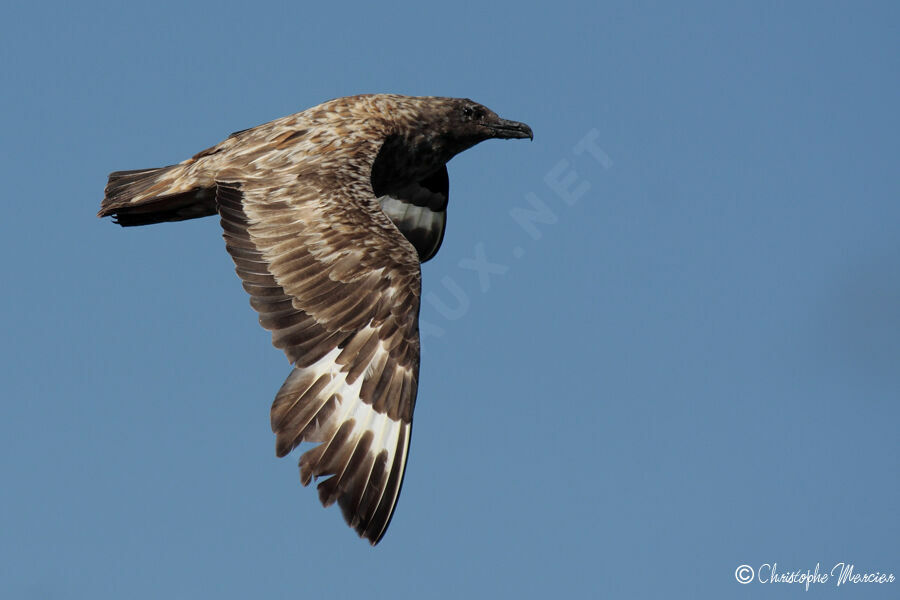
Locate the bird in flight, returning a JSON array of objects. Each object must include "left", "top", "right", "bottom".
[{"left": 98, "top": 94, "right": 532, "bottom": 544}]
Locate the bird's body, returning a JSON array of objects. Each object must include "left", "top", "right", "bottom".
[{"left": 99, "top": 94, "right": 531, "bottom": 544}]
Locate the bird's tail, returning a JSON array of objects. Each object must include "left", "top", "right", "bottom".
[{"left": 98, "top": 164, "right": 217, "bottom": 227}]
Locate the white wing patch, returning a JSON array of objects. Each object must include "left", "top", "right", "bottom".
[
  {"left": 379, "top": 196, "right": 444, "bottom": 233},
  {"left": 377, "top": 191, "right": 446, "bottom": 262},
  {"left": 270, "top": 325, "right": 412, "bottom": 542}
]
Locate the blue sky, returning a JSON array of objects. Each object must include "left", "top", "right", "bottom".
[{"left": 1, "top": 1, "right": 898, "bottom": 598}]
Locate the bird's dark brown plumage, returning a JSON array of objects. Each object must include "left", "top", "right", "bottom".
[{"left": 98, "top": 94, "right": 532, "bottom": 545}]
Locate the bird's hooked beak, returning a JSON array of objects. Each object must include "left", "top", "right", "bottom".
[{"left": 487, "top": 118, "right": 534, "bottom": 141}]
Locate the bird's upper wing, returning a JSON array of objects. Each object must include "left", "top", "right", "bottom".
[{"left": 215, "top": 173, "right": 421, "bottom": 545}]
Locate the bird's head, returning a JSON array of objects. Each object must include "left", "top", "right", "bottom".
[
  {"left": 441, "top": 97, "right": 533, "bottom": 143},
  {"left": 414, "top": 97, "right": 533, "bottom": 156},
  {"left": 346, "top": 95, "right": 532, "bottom": 192},
  {"left": 369, "top": 95, "right": 532, "bottom": 175}
]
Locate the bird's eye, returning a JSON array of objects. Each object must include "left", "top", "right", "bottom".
[{"left": 462, "top": 105, "right": 485, "bottom": 121}]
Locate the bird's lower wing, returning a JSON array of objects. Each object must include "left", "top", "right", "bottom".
[
  {"left": 375, "top": 165, "right": 449, "bottom": 263},
  {"left": 216, "top": 177, "right": 422, "bottom": 545}
]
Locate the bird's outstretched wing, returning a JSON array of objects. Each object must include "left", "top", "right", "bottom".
[{"left": 216, "top": 174, "right": 421, "bottom": 545}]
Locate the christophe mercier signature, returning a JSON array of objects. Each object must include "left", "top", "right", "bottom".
[{"left": 736, "top": 562, "right": 895, "bottom": 589}]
